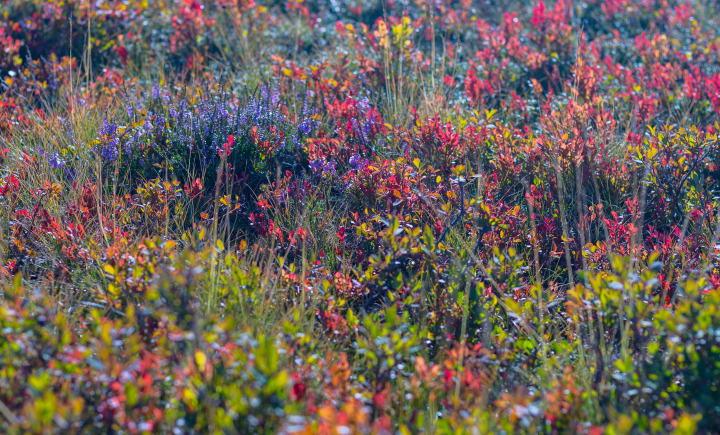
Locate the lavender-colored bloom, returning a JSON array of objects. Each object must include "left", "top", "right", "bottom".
[
  {"left": 349, "top": 154, "right": 361, "bottom": 168},
  {"left": 132, "top": 85, "right": 298, "bottom": 170},
  {"left": 363, "top": 111, "right": 375, "bottom": 138},
  {"left": 300, "top": 92, "right": 314, "bottom": 117},
  {"left": 293, "top": 118, "right": 316, "bottom": 148},
  {"left": 352, "top": 118, "right": 368, "bottom": 148},
  {"left": 297, "top": 119, "right": 316, "bottom": 135},
  {"left": 269, "top": 88, "right": 280, "bottom": 106},
  {"left": 322, "top": 160, "right": 336, "bottom": 175},
  {"left": 144, "top": 117, "right": 154, "bottom": 134},
  {"left": 100, "top": 118, "right": 118, "bottom": 138},
  {"left": 349, "top": 154, "right": 368, "bottom": 170},
  {"left": 301, "top": 99, "right": 308, "bottom": 117},
  {"left": 309, "top": 158, "right": 325, "bottom": 173},
  {"left": 101, "top": 138, "right": 119, "bottom": 162},
  {"left": 47, "top": 152, "right": 66, "bottom": 169},
  {"left": 96, "top": 118, "right": 120, "bottom": 162},
  {"left": 64, "top": 167, "right": 76, "bottom": 182},
  {"left": 309, "top": 158, "right": 336, "bottom": 176}
]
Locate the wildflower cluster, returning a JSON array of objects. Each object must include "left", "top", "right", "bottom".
[{"left": 2, "top": 0, "right": 720, "bottom": 434}]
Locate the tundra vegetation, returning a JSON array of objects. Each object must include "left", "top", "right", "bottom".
[{"left": 1, "top": 0, "right": 720, "bottom": 433}]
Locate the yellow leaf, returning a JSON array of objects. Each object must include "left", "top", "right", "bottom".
[
  {"left": 183, "top": 388, "right": 197, "bottom": 404},
  {"left": 103, "top": 264, "right": 116, "bottom": 275},
  {"left": 107, "top": 283, "right": 120, "bottom": 296},
  {"left": 195, "top": 351, "right": 207, "bottom": 369},
  {"left": 29, "top": 374, "right": 50, "bottom": 391},
  {"left": 101, "top": 323, "right": 112, "bottom": 345}
]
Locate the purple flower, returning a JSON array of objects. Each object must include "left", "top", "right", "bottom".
[
  {"left": 349, "top": 154, "right": 368, "bottom": 170},
  {"left": 261, "top": 86, "right": 280, "bottom": 107},
  {"left": 298, "top": 119, "right": 316, "bottom": 135},
  {"left": 322, "top": 160, "right": 336, "bottom": 175},
  {"left": 64, "top": 167, "right": 76, "bottom": 182},
  {"left": 47, "top": 152, "right": 66, "bottom": 169},
  {"left": 100, "top": 118, "right": 118, "bottom": 138},
  {"left": 144, "top": 117, "right": 154, "bottom": 134},
  {"left": 349, "top": 154, "right": 360, "bottom": 168},
  {"left": 310, "top": 158, "right": 336, "bottom": 176},
  {"left": 310, "top": 158, "right": 325, "bottom": 173},
  {"left": 101, "top": 138, "right": 119, "bottom": 162},
  {"left": 352, "top": 119, "right": 367, "bottom": 148},
  {"left": 96, "top": 118, "right": 120, "bottom": 162},
  {"left": 363, "top": 111, "right": 375, "bottom": 138}
]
